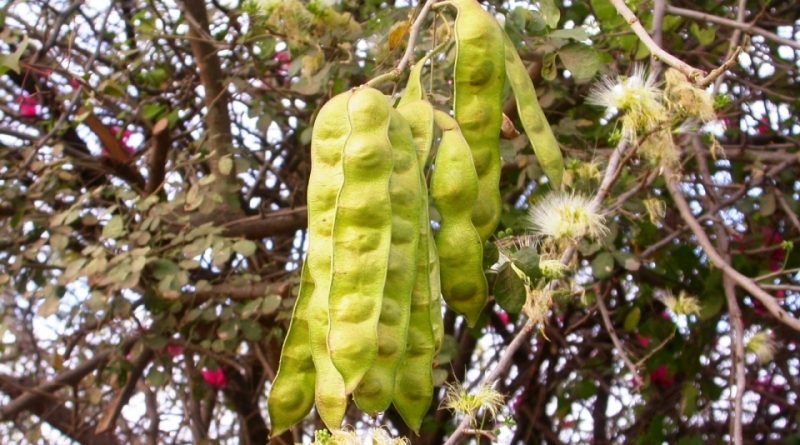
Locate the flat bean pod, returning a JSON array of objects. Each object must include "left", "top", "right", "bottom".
[
  {"left": 431, "top": 110, "right": 488, "bottom": 327},
  {"left": 393, "top": 103, "right": 437, "bottom": 431},
  {"left": 503, "top": 32, "right": 564, "bottom": 189},
  {"left": 354, "top": 109, "right": 421, "bottom": 413},
  {"left": 328, "top": 87, "right": 395, "bottom": 394},
  {"left": 428, "top": 235, "right": 444, "bottom": 352},
  {"left": 267, "top": 263, "right": 315, "bottom": 436},
  {"left": 305, "top": 92, "right": 351, "bottom": 430},
  {"left": 451, "top": 0, "right": 505, "bottom": 242},
  {"left": 398, "top": 100, "right": 435, "bottom": 167}
]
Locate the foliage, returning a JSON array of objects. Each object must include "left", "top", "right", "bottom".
[{"left": 0, "top": 0, "right": 798, "bottom": 444}]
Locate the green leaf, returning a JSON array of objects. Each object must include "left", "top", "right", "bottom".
[
  {"left": 613, "top": 251, "right": 641, "bottom": 271},
  {"left": 623, "top": 307, "right": 641, "bottom": 332},
  {"left": 185, "top": 183, "right": 206, "bottom": 211},
  {"left": 676, "top": 436, "right": 704, "bottom": 445},
  {"left": 436, "top": 334, "right": 459, "bottom": 364},
  {"left": 511, "top": 246, "right": 540, "bottom": 279},
  {"left": 217, "top": 320, "right": 238, "bottom": 341},
  {"left": 494, "top": 264, "right": 527, "bottom": 314},
  {"left": 759, "top": 192, "right": 776, "bottom": 216},
  {"left": 558, "top": 43, "right": 599, "bottom": 82},
  {"left": 541, "top": 52, "right": 557, "bottom": 81},
  {"left": 591, "top": 252, "right": 615, "bottom": 280},
  {"left": 572, "top": 379, "right": 596, "bottom": 400},
  {"left": 142, "top": 103, "right": 167, "bottom": 121},
  {"left": 589, "top": 0, "right": 624, "bottom": 29},
  {"left": 0, "top": 36, "right": 29, "bottom": 74},
  {"left": 212, "top": 246, "right": 232, "bottom": 267},
  {"left": 233, "top": 240, "right": 257, "bottom": 256},
  {"left": 432, "top": 368, "right": 449, "bottom": 386},
  {"left": 102, "top": 215, "right": 125, "bottom": 239},
  {"left": 38, "top": 296, "right": 60, "bottom": 317},
  {"left": 241, "top": 298, "right": 263, "bottom": 318},
  {"left": 239, "top": 319, "right": 263, "bottom": 341},
  {"left": 690, "top": 23, "right": 716, "bottom": 46},
  {"left": 150, "top": 259, "right": 179, "bottom": 280},
  {"left": 147, "top": 368, "right": 167, "bottom": 387},
  {"left": 538, "top": 0, "right": 560, "bottom": 28},
  {"left": 261, "top": 295, "right": 281, "bottom": 314},
  {"left": 549, "top": 28, "right": 589, "bottom": 41},
  {"left": 681, "top": 384, "right": 699, "bottom": 417},
  {"left": 218, "top": 157, "right": 233, "bottom": 176}
]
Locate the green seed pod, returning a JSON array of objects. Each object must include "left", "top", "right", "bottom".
[
  {"left": 503, "top": 32, "right": 564, "bottom": 189},
  {"left": 428, "top": 235, "right": 444, "bottom": 352},
  {"left": 328, "top": 87, "right": 395, "bottom": 395},
  {"left": 430, "top": 110, "right": 488, "bottom": 327},
  {"left": 393, "top": 103, "right": 438, "bottom": 431},
  {"left": 267, "top": 263, "right": 316, "bottom": 437},
  {"left": 354, "top": 109, "right": 421, "bottom": 413},
  {"left": 305, "top": 91, "right": 352, "bottom": 430},
  {"left": 451, "top": 0, "right": 505, "bottom": 242},
  {"left": 398, "top": 100, "right": 435, "bottom": 168}
]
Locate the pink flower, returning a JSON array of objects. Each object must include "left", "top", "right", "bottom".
[
  {"left": 650, "top": 365, "right": 674, "bottom": 389},
  {"left": 753, "top": 300, "right": 769, "bottom": 317},
  {"left": 497, "top": 311, "right": 510, "bottom": 326},
  {"left": 69, "top": 78, "right": 81, "bottom": 89},
  {"left": 636, "top": 335, "right": 650, "bottom": 348},
  {"left": 201, "top": 368, "right": 227, "bottom": 390},
  {"left": 17, "top": 94, "right": 38, "bottom": 118},
  {"left": 757, "top": 117, "right": 770, "bottom": 135},
  {"left": 165, "top": 344, "right": 183, "bottom": 358},
  {"left": 111, "top": 126, "right": 135, "bottom": 156},
  {"left": 274, "top": 51, "right": 291, "bottom": 74},
  {"left": 510, "top": 394, "right": 524, "bottom": 413}
]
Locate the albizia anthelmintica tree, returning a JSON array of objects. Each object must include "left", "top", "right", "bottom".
[{"left": 0, "top": 0, "right": 798, "bottom": 444}]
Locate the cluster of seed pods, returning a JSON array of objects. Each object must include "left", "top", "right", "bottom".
[{"left": 268, "top": 0, "right": 564, "bottom": 435}]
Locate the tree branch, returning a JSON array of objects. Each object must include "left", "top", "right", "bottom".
[
  {"left": 95, "top": 348, "right": 155, "bottom": 434},
  {"left": 180, "top": 0, "right": 241, "bottom": 207},
  {"left": 220, "top": 207, "right": 307, "bottom": 239},
  {"left": 595, "top": 284, "right": 644, "bottom": 388},
  {"left": 1, "top": 351, "right": 112, "bottom": 420},
  {"left": 365, "top": 0, "right": 439, "bottom": 87},
  {"left": 0, "top": 373, "right": 119, "bottom": 445},
  {"left": 665, "top": 5, "right": 800, "bottom": 51},
  {"left": 663, "top": 167, "right": 800, "bottom": 332},
  {"left": 146, "top": 118, "right": 171, "bottom": 195},
  {"left": 607, "top": 0, "right": 705, "bottom": 80}
]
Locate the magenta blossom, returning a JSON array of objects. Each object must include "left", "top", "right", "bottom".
[
  {"left": 201, "top": 368, "right": 227, "bottom": 390},
  {"left": 111, "top": 126, "right": 136, "bottom": 156},
  {"left": 17, "top": 94, "right": 38, "bottom": 118},
  {"left": 165, "top": 344, "right": 184, "bottom": 358},
  {"left": 650, "top": 365, "right": 674, "bottom": 389}
]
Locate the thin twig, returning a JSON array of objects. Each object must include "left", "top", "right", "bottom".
[
  {"left": 663, "top": 167, "right": 800, "bottom": 332},
  {"left": 95, "top": 348, "right": 156, "bottom": 434},
  {"left": 595, "top": 284, "right": 643, "bottom": 387},
  {"left": 665, "top": 5, "right": 800, "bottom": 51},
  {"left": 775, "top": 188, "right": 800, "bottom": 234},
  {"left": 365, "top": 0, "right": 439, "bottom": 87},
  {"left": 606, "top": 0, "right": 705, "bottom": 81},
  {"left": 635, "top": 330, "right": 676, "bottom": 367}
]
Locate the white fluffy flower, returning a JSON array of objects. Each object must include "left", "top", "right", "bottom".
[
  {"left": 661, "top": 290, "right": 701, "bottom": 316},
  {"left": 587, "top": 65, "right": 666, "bottom": 136},
  {"left": 443, "top": 382, "right": 505, "bottom": 422},
  {"left": 528, "top": 192, "right": 607, "bottom": 241},
  {"left": 747, "top": 330, "right": 776, "bottom": 364},
  {"left": 539, "top": 259, "right": 567, "bottom": 279}
]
